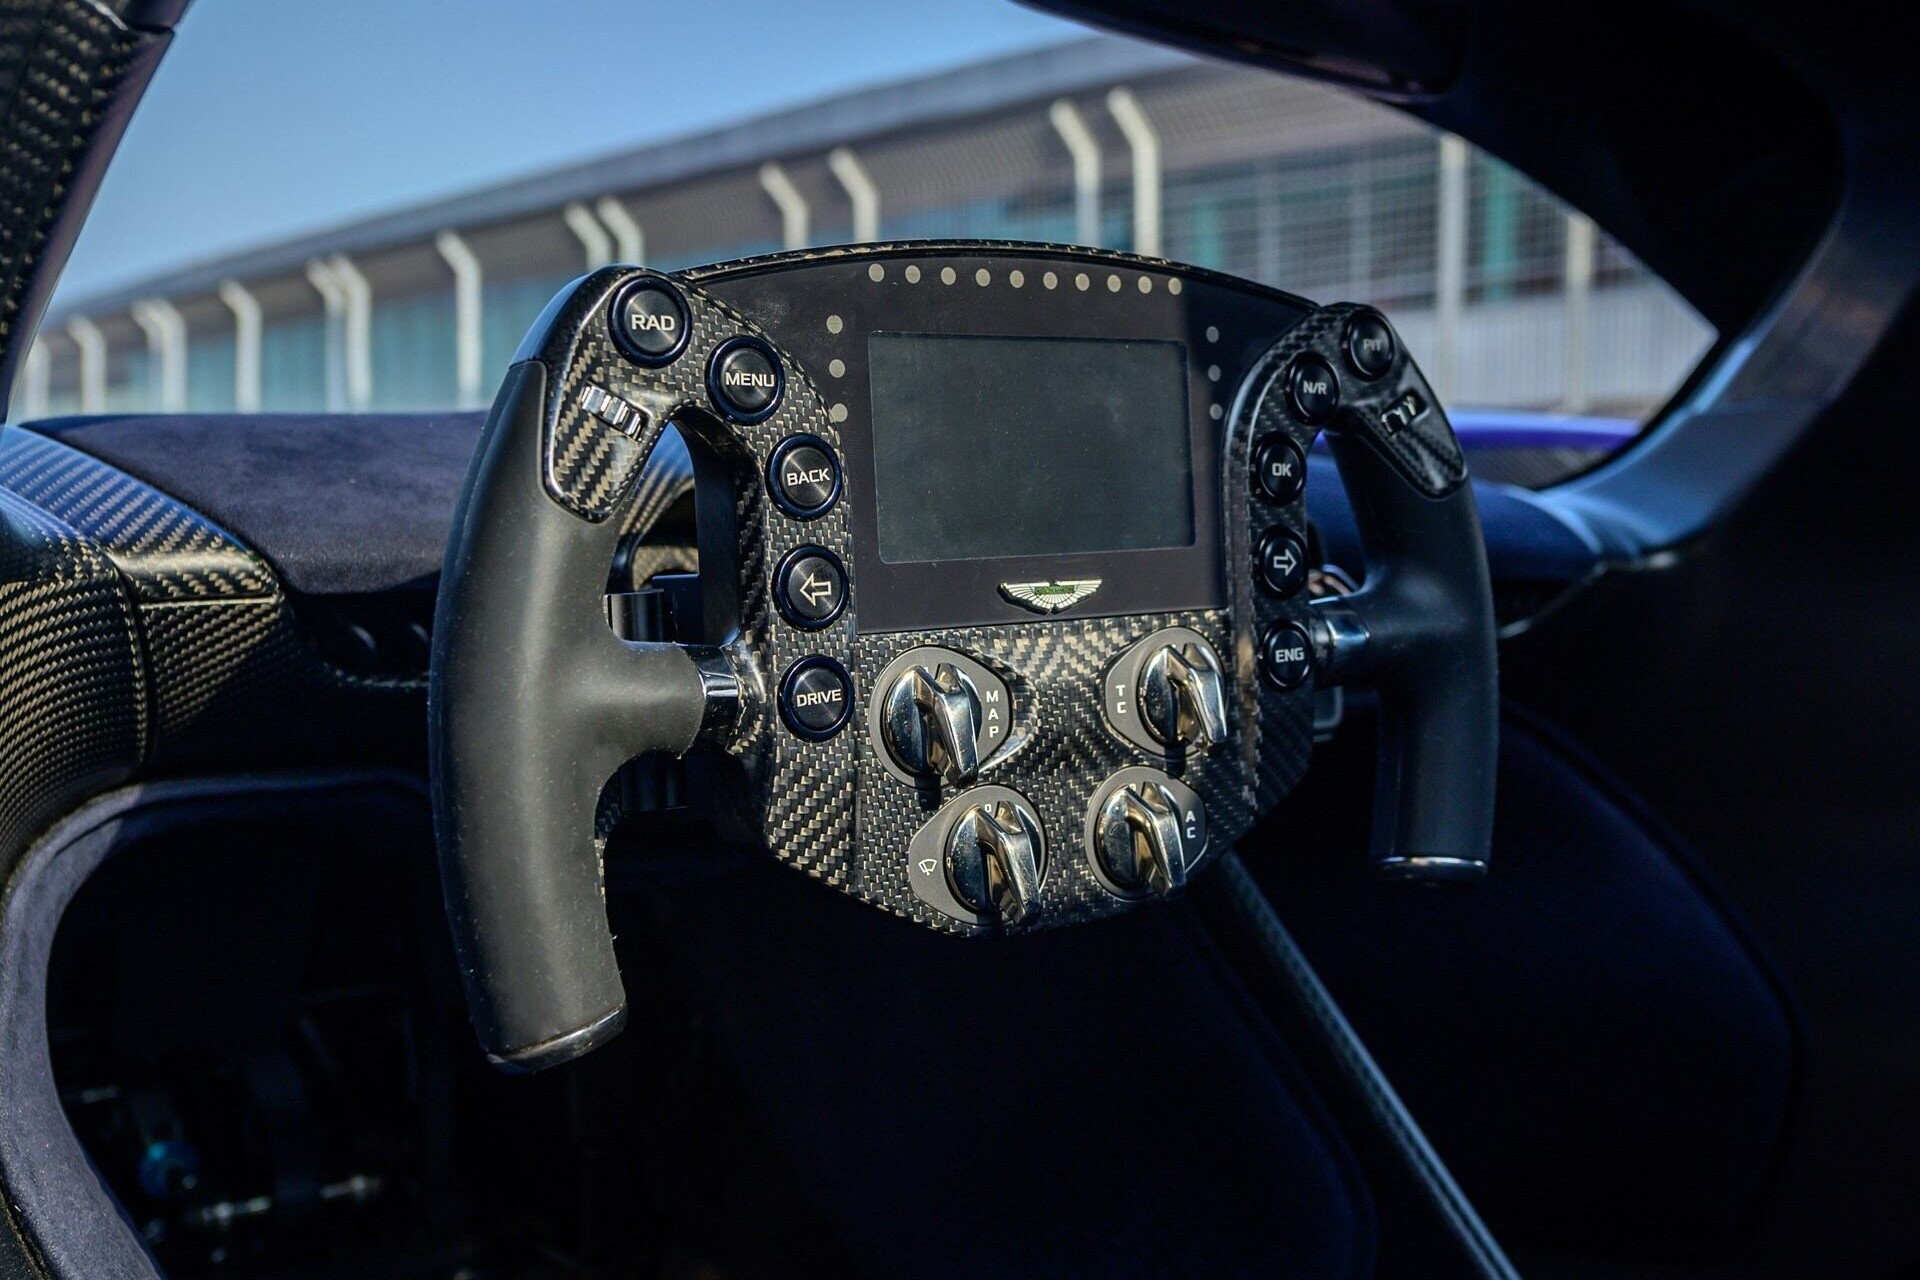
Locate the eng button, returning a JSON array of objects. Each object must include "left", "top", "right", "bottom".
[
  {"left": 780, "top": 656, "right": 853, "bottom": 741},
  {"left": 1260, "top": 623, "right": 1313, "bottom": 690}
]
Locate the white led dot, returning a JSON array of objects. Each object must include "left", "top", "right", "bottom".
[
  {"left": 905, "top": 265, "right": 921, "bottom": 283},
  {"left": 827, "top": 314, "right": 844, "bottom": 334},
  {"left": 1205, "top": 325, "right": 1220, "bottom": 343},
  {"left": 1209, "top": 403, "right": 1223, "bottom": 421},
  {"left": 1106, "top": 274, "right": 1122, "bottom": 292},
  {"left": 1207, "top": 364, "right": 1221, "bottom": 382},
  {"left": 975, "top": 268, "right": 991, "bottom": 286},
  {"left": 868, "top": 263, "right": 885, "bottom": 282},
  {"left": 1075, "top": 273, "right": 1090, "bottom": 291},
  {"left": 1009, "top": 269, "right": 1026, "bottom": 288},
  {"left": 828, "top": 358, "right": 846, "bottom": 378},
  {"left": 941, "top": 266, "right": 957, "bottom": 285},
  {"left": 1167, "top": 278, "right": 1182, "bottom": 295},
  {"left": 1137, "top": 276, "right": 1153, "bottom": 294},
  {"left": 1043, "top": 271, "right": 1058, "bottom": 290},
  {"left": 830, "top": 403, "right": 849, "bottom": 423}
]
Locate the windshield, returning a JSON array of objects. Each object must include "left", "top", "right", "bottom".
[{"left": 30, "top": 0, "right": 1713, "bottom": 489}]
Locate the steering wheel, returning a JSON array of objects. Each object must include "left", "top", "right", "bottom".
[{"left": 430, "top": 244, "right": 1496, "bottom": 1071}]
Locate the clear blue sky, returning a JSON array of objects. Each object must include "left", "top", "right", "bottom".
[{"left": 57, "top": 0, "right": 1088, "bottom": 301}]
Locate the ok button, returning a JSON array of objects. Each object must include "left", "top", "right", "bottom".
[
  {"left": 776, "top": 545, "right": 848, "bottom": 629},
  {"left": 1253, "top": 435, "right": 1306, "bottom": 504}
]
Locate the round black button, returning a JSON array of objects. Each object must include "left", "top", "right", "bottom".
[
  {"left": 709, "top": 336, "right": 784, "bottom": 422},
  {"left": 775, "top": 545, "right": 847, "bottom": 629},
  {"left": 779, "top": 656, "right": 853, "bottom": 740},
  {"left": 1286, "top": 354, "right": 1340, "bottom": 424},
  {"left": 1253, "top": 435, "right": 1306, "bottom": 505},
  {"left": 608, "top": 279, "right": 689, "bottom": 367},
  {"left": 1260, "top": 623, "right": 1313, "bottom": 691},
  {"left": 1255, "top": 527, "right": 1309, "bottom": 598},
  {"left": 768, "top": 435, "right": 841, "bottom": 519},
  {"left": 1345, "top": 312, "right": 1395, "bottom": 379}
]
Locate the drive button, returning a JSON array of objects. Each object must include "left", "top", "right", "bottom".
[
  {"left": 780, "top": 656, "right": 853, "bottom": 740},
  {"left": 775, "top": 545, "right": 848, "bottom": 629}
]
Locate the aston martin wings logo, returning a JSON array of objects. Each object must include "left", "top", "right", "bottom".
[{"left": 999, "top": 578, "right": 1102, "bottom": 614}]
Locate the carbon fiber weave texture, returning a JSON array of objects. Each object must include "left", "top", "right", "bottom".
[
  {"left": 534, "top": 251, "right": 1341, "bottom": 933},
  {"left": 0, "top": 484, "right": 144, "bottom": 863},
  {"left": 0, "top": 0, "right": 141, "bottom": 360},
  {"left": 532, "top": 267, "right": 859, "bottom": 885},
  {"left": 0, "top": 428, "right": 425, "bottom": 770}
]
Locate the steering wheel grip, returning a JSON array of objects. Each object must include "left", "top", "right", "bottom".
[
  {"left": 431, "top": 359, "right": 718, "bottom": 1071},
  {"left": 1309, "top": 339, "right": 1498, "bottom": 881}
]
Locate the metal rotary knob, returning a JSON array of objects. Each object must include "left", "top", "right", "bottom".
[
  {"left": 1139, "top": 640, "right": 1227, "bottom": 752},
  {"left": 1097, "top": 780, "right": 1202, "bottom": 897},
  {"left": 946, "top": 800, "right": 1044, "bottom": 923},
  {"left": 883, "top": 663, "right": 982, "bottom": 787}
]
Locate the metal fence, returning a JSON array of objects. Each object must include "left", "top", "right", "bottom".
[{"left": 22, "top": 39, "right": 1714, "bottom": 426}]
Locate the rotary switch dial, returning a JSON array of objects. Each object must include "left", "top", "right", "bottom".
[
  {"left": 1089, "top": 770, "right": 1211, "bottom": 899},
  {"left": 946, "top": 800, "right": 1044, "bottom": 923},
  {"left": 1139, "top": 640, "right": 1228, "bottom": 752},
  {"left": 883, "top": 663, "right": 983, "bottom": 787}
]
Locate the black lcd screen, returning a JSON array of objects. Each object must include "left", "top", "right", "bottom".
[{"left": 867, "top": 334, "right": 1193, "bottom": 565}]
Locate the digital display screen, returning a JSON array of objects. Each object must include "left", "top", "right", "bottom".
[{"left": 868, "top": 334, "right": 1193, "bottom": 565}]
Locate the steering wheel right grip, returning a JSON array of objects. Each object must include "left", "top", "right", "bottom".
[
  {"left": 431, "top": 358, "right": 736, "bottom": 1072},
  {"left": 1230, "top": 301, "right": 1498, "bottom": 879}
]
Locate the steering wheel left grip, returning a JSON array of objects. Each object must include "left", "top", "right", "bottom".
[{"left": 430, "top": 250, "right": 1496, "bottom": 1071}]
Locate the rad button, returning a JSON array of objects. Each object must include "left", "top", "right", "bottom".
[
  {"left": 608, "top": 278, "right": 689, "bottom": 367},
  {"left": 709, "top": 336, "right": 784, "bottom": 422},
  {"left": 775, "top": 545, "right": 848, "bottom": 629}
]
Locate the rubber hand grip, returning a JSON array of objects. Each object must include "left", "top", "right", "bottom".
[
  {"left": 1325, "top": 424, "right": 1498, "bottom": 877},
  {"left": 431, "top": 360, "right": 710, "bottom": 1070}
]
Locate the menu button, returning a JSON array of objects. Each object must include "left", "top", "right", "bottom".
[{"left": 709, "top": 336, "right": 785, "bottom": 422}]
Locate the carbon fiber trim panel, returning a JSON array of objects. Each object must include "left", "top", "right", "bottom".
[
  {"left": 522, "top": 248, "right": 1337, "bottom": 933},
  {"left": 0, "top": 428, "right": 274, "bottom": 600},
  {"left": 849, "top": 611, "right": 1257, "bottom": 933},
  {"left": 0, "top": 485, "right": 144, "bottom": 860},
  {"left": 0, "top": 0, "right": 144, "bottom": 368},
  {"left": 0, "top": 426, "right": 425, "bottom": 776}
]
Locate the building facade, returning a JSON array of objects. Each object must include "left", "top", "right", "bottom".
[{"left": 23, "top": 36, "right": 1713, "bottom": 424}]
